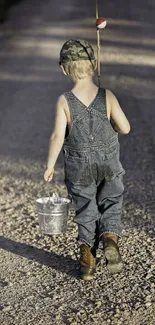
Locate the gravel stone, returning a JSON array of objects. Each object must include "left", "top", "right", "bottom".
[{"left": 151, "top": 251, "right": 155, "bottom": 257}]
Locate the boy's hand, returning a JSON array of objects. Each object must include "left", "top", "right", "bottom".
[{"left": 44, "top": 168, "right": 55, "bottom": 182}]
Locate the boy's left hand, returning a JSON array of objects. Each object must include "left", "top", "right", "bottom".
[{"left": 44, "top": 168, "right": 55, "bottom": 182}]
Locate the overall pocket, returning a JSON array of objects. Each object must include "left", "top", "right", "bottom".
[
  {"left": 103, "top": 143, "right": 125, "bottom": 181},
  {"left": 64, "top": 151, "right": 92, "bottom": 185}
]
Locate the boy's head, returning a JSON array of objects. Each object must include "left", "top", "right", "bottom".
[{"left": 59, "top": 39, "right": 96, "bottom": 81}]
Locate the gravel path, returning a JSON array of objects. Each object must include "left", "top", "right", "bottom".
[{"left": 0, "top": 0, "right": 155, "bottom": 324}]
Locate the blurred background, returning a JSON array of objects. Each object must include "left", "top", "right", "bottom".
[{"left": 0, "top": 0, "right": 22, "bottom": 23}]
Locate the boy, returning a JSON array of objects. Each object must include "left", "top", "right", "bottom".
[{"left": 44, "top": 39, "right": 130, "bottom": 280}]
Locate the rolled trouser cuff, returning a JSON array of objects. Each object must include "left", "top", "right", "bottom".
[
  {"left": 100, "top": 231, "right": 122, "bottom": 239},
  {"left": 78, "top": 236, "right": 96, "bottom": 248}
]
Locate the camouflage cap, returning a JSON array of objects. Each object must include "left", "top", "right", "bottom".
[{"left": 59, "top": 39, "right": 95, "bottom": 64}]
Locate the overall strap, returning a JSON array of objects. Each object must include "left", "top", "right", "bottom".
[
  {"left": 95, "top": 88, "right": 108, "bottom": 118},
  {"left": 64, "top": 88, "right": 108, "bottom": 119},
  {"left": 63, "top": 91, "right": 84, "bottom": 121}
]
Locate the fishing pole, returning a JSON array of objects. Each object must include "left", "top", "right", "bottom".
[{"left": 96, "top": 0, "right": 107, "bottom": 87}]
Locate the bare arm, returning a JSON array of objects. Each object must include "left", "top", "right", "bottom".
[
  {"left": 106, "top": 90, "right": 130, "bottom": 134},
  {"left": 44, "top": 96, "right": 67, "bottom": 181}
]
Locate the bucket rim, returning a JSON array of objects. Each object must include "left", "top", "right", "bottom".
[{"left": 36, "top": 197, "right": 71, "bottom": 205}]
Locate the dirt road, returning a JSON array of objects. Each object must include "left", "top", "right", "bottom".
[{"left": 0, "top": 1, "right": 155, "bottom": 324}]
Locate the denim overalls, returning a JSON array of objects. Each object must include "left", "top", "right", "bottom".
[{"left": 63, "top": 88, "right": 125, "bottom": 247}]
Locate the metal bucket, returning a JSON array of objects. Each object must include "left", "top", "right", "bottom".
[{"left": 36, "top": 197, "right": 70, "bottom": 235}]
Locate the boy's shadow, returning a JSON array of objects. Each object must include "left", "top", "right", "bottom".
[{"left": 0, "top": 236, "right": 80, "bottom": 278}]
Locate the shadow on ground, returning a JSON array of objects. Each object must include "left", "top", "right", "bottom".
[{"left": 0, "top": 236, "right": 80, "bottom": 278}]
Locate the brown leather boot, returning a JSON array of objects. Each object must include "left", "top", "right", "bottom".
[
  {"left": 80, "top": 244, "right": 96, "bottom": 280},
  {"left": 103, "top": 233, "right": 123, "bottom": 274}
]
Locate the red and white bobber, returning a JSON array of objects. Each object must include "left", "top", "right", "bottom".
[{"left": 96, "top": 18, "right": 107, "bottom": 29}]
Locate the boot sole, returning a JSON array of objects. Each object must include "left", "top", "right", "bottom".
[
  {"left": 81, "top": 274, "right": 94, "bottom": 281},
  {"left": 104, "top": 246, "right": 123, "bottom": 274},
  {"left": 80, "top": 265, "right": 95, "bottom": 280}
]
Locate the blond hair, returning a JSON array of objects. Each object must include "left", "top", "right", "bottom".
[{"left": 62, "top": 60, "right": 96, "bottom": 81}]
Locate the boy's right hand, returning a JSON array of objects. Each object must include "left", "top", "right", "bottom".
[{"left": 44, "top": 168, "right": 55, "bottom": 182}]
